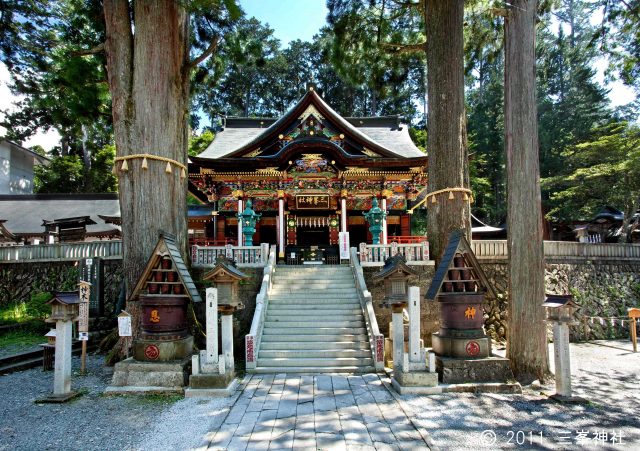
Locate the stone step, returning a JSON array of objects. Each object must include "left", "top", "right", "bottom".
[
  {"left": 262, "top": 327, "right": 368, "bottom": 335},
  {"left": 271, "top": 284, "right": 356, "bottom": 291},
  {"left": 266, "top": 309, "right": 363, "bottom": 317},
  {"left": 260, "top": 334, "right": 369, "bottom": 342},
  {"left": 270, "top": 291, "right": 358, "bottom": 297},
  {"left": 263, "top": 320, "right": 364, "bottom": 328},
  {"left": 274, "top": 274, "right": 353, "bottom": 280},
  {"left": 267, "top": 303, "right": 361, "bottom": 311},
  {"left": 249, "top": 366, "right": 375, "bottom": 374},
  {"left": 258, "top": 349, "right": 372, "bottom": 359},
  {"left": 259, "top": 341, "right": 370, "bottom": 350},
  {"left": 256, "top": 357, "right": 374, "bottom": 367},
  {"left": 265, "top": 316, "right": 362, "bottom": 324},
  {"left": 275, "top": 266, "right": 351, "bottom": 271}
]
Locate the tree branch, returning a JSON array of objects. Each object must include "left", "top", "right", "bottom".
[
  {"left": 379, "top": 41, "right": 426, "bottom": 54},
  {"left": 189, "top": 35, "right": 219, "bottom": 70},
  {"left": 72, "top": 43, "right": 105, "bottom": 57}
]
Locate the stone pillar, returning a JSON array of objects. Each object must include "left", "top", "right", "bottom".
[
  {"left": 237, "top": 198, "right": 243, "bottom": 245},
  {"left": 278, "top": 192, "right": 285, "bottom": 259},
  {"left": 381, "top": 197, "right": 388, "bottom": 245},
  {"left": 53, "top": 319, "right": 73, "bottom": 396},
  {"left": 408, "top": 286, "right": 421, "bottom": 363},
  {"left": 205, "top": 288, "right": 218, "bottom": 365},
  {"left": 392, "top": 304, "right": 405, "bottom": 374},
  {"left": 221, "top": 313, "right": 234, "bottom": 374},
  {"left": 552, "top": 322, "right": 572, "bottom": 397},
  {"left": 341, "top": 194, "right": 347, "bottom": 233}
]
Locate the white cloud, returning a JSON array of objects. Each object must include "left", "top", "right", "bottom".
[{"left": 0, "top": 62, "right": 60, "bottom": 151}]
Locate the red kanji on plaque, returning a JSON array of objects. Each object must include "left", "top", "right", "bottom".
[
  {"left": 144, "top": 344, "right": 160, "bottom": 360},
  {"left": 465, "top": 341, "right": 480, "bottom": 356},
  {"left": 246, "top": 335, "right": 255, "bottom": 362}
]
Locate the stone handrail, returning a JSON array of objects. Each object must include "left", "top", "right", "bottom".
[
  {"left": 191, "top": 243, "right": 269, "bottom": 268},
  {"left": 359, "top": 241, "right": 431, "bottom": 267},
  {"left": 245, "top": 245, "right": 277, "bottom": 369},
  {"left": 0, "top": 240, "right": 123, "bottom": 262},
  {"left": 472, "top": 240, "right": 640, "bottom": 261},
  {"left": 350, "top": 247, "right": 384, "bottom": 371}
]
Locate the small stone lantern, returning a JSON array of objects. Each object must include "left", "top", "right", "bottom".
[
  {"left": 202, "top": 255, "right": 249, "bottom": 311},
  {"left": 237, "top": 199, "right": 261, "bottom": 246},
  {"left": 543, "top": 293, "right": 581, "bottom": 401},
  {"left": 46, "top": 292, "right": 80, "bottom": 322},
  {"left": 374, "top": 255, "right": 417, "bottom": 372},
  {"left": 543, "top": 294, "right": 580, "bottom": 325},
  {"left": 45, "top": 329, "right": 57, "bottom": 345},
  {"left": 39, "top": 292, "right": 81, "bottom": 402},
  {"left": 363, "top": 197, "right": 387, "bottom": 245}
]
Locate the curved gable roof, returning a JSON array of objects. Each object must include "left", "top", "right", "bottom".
[{"left": 197, "top": 89, "right": 424, "bottom": 161}]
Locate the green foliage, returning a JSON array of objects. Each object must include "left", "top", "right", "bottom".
[
  {"left": 542, "top": 122, "right": 640, "bottom": 222},
  {"left": 408, "top": 128, "right": 426, "bottom": 153},
  {"left": 34, "top": 144, "right": 117, "bottom": 193},
  {"left": 0, "top": 292, "right": 52, "bottom": 324},
  {"left": 188, "top": 130, "right": 215, "bottom": 157},
  {"left": 0, "top": 330, "right": 45, "bottom": 349}
]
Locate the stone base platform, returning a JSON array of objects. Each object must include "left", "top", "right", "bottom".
[
  {"left": 391, "top": 370, "right": 439, "bottom": 394},
  {"left": 104, "top": 357, "right": 190, "bottom": 394},
  {"left": 185, "top": 377, "right": 239, "bottom": 397},
  {"left": 35, "top": 391, "right": 81, "bottom": 403},
  {"left": 436, "top": 356, "right": 515, "bottom": 384}
]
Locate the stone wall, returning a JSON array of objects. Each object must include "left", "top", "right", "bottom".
[
  {"left": 0, "top": 260, "right": 124, "bottom": 321},
  {"left": 481, "top": 260, "right": 640, "bottom": 342},
  {"left": 363, "top": 265, "right": 440, "bottom": 346}
]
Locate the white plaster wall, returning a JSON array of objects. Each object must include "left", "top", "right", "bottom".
[{"left": 0, "top": 141, "right": 35, "bottom": 194}]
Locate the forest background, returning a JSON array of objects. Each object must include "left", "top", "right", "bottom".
[{"left": 1, "top": 0, "right": 639, "bottom": 231}]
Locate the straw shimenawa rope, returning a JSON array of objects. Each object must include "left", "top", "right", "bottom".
[
  {"left": 113, "top": 154, "right": 187, "bottom": 178},
  {"left": 408, "top": 187, "right": 473, "bottom": 214}
]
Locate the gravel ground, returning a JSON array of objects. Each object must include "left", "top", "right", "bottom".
[
  {"left": 401, "top": 340, "right": 640, "bottom": 451},
  {"left": 1, "top": 341, "right": 638, "bottom": 451}
]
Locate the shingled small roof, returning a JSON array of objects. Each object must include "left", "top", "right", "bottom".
[
  {"left": 48, "top": 291, "right": 80, "bottom": 305},
  {"left": 129, "top": 232, "right": 202, "bottom": 303},
  {"left": 373, "top": 254, "right": 418, "bottom": 281},
  {"left": 425, "top": 230, "right": 496, "bottom": 301},
  {"left": 194, "top": 88, "right": 425, "bottom": 161}
]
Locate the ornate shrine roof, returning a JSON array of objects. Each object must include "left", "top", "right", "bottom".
[{"left": 191, "top": 87, "right": 426, "bottom": 169}]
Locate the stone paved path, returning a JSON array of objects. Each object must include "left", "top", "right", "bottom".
[{"left": 198, "top": 373, "right": 430, "bottom": 451}]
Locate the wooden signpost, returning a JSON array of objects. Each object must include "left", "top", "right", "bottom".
[
  {"left": 629, "top": 308, "right": 640, "bottom": 353},
  {"left": 78, "top": 281, "right": 91, "bottom": 373}
]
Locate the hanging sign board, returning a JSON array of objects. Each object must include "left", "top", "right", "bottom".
[
  {"left": 118, "top": 311, "right": 132, "bottom": 337},
  {"left": 339, "top": 232, "right": 350, "bottom": 260},
  {"left": 78, "top": 332, "right": 89, "bottom": 341},
  {"left": 296, "top": 195, "right": 330, "bottom": 210},
  {"left": 78, "top": 281, "right": 91, "bottom": 332}
]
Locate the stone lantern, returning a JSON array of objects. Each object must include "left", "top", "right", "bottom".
[
  {"left": 363, "top": 197, "right": 386, "bottom": 245},
  {"left": 188, "top": 255, "right": 248, "bottom": 396},
  {"left": 543, "top": 294, "right": 579, "bottom": 324},
  {"left": 543, "top": 293, "right": 581, "bottom": 401},
  {"left": 374, "top": 256, "right": 414, "bottom": 368},
  {"left": 38, "top": 292, "right": 81, "bottom": 402},
  {"left": 237, "top": 199, "right": 261, "bottom": 246}
]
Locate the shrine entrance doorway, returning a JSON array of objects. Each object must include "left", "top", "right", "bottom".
[{"left": 296, "top": 226, "right": 330, "bottom": 246}]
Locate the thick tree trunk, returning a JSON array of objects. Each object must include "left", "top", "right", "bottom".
[
  {"left": 504, "top": 0, "right": 550, "bottom": 382},
  {"left": 425, "top": 0, "right": 470, "bottom": 261},
  {"left": 104, "top": 0, "right": 189, "bottom": 346}
]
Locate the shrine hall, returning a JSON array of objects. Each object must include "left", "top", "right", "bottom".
[{"left": 188, "top": 85, "right": 428, "bottom": 262}]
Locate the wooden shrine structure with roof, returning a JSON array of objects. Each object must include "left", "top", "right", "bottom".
[{"left": 188, "top": 85, "right": 428, "bottom": 260}]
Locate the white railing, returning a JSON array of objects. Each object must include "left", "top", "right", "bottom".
[
  {"left": 351, "top": 247, "right": 384, "bottom": 371},
  {"left": 0, "top": 240, "right": 123, "bottom": 262},
  {"left": 472, "top": 240, "right": 640, "bottom": 260},
  {"left": 191, "top": 243, "right": 269, "bottom": 268},
  {"left": 245, "top": 245, "right": 277, "bottom": 369},
  {"left": 358, "top": 241, "right": 431, "bottom": 266}
]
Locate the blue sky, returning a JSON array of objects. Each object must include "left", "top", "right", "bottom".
[{"left": 240, "top": 0, "right": 329, "bottom": 46}]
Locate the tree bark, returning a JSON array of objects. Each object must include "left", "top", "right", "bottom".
[
  {"left": 504, "top": 0, "right": 550, "bottom": 382},
  {"left": 104, "top": 0, "right": 189, "bottom": 347},
  {"left": 425, "top": 0, "right": 470, "bottom": 262}
]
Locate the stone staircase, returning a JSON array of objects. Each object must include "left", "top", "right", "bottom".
[{"left": 254, "top": 265, "right": 374, "bottom": 373}]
